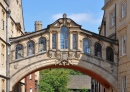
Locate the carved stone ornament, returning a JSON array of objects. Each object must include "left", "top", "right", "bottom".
[
  {"left": 76, "top": 51, "right": 81, "bottom": 58},
  {"left": 48, "top": 50, "right": 52, "bottom": 58},
  {"left": 14, "top": 62, "right": 18, "bottom": 69},
  {"left": 55, "top": 60, "right": 73, "bottom": 66},
  {"left": 55, "top": 51, "right": 73, "bottom": 66},
  {"left": 69, "top": 52, "right": 74, "bottom": 58}
]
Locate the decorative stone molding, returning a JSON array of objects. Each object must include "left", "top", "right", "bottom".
[
  {"left": 55, "top": 59, "right": 73, "bottom": 66},
  {"left": 48, "top": 50, "right": 53, "bottom": 58},
  {"left": 76, "top": 51, "right": 81, "bottom": 58}
]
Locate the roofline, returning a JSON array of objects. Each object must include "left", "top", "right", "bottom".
[
  {"left": 47, "top": 18, "right": 82, "bottom": 28},
  {"left": 81, "top": 28, "right": 118, "bottom": 45}
]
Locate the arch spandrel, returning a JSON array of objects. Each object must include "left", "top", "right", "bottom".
[{"left": 10, "top": 51, "right": 116, "bottom": 91}]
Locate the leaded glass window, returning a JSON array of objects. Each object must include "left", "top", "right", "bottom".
[
  {"left": 52, "top": 34, "right": 56, "bottom": 49},
  {"left": 73, "top": 34, "right": 77, "bottom": 50},
  {"left": 38, "top": 38, "right": 46, "bottom": 52},
  {"left": 27, "top": 41, "right": 34, "bottom": 56},
  {"left": 60, "top": 26, "right": 68, "bottom": 49},
  {"left": 94, "top": 43, "right": 102, "bottom": 58},
  {"left": 106, "top": 47, "right": 114, "bottom": 62},
  {"left": 83, "top": 38, "right": 90, "bottom": 54},
  {"left": 16, "top": 44, "right": 23, "bottom": 59}
]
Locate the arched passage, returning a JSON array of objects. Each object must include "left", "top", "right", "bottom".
[{"left": 10, "top": 59, "right": 117, "bottom": 91}]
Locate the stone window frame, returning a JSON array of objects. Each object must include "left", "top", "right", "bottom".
[
  {"left": 38, "top": 37, "right": 46, "bottom": 52},
  {"left": 1, "top": 9, "right": 5, "bottom": 30},
  {"left": 94, "top": 42, "right": 102, "bottom": 58},
  {"left": 27, "top": 40, "right": 35, "bottom": 56},
  {"left": 109, "top": 10, "right": 115, "bottom": 28},
  {"left": 122, "top": 76, "right": 126, "bottom": 92},
  {"left": 106, "top": 46, "right": 114, "bottom": 62},
  {"left": 60, "top": 26, "right": 69, "bottom": 49},
  {"left": 122, "top": 34, "right": 126, "bottom": 56},
  {"left": 120, "top": 0, "right": 127, "bottom": 19},
  {"left": 1, "top": 43, "right": 5, "bottom": 65},
  {"left": 15, "top": 44, "right": 24, "bottom": 59},
  {"left": 52, "top": 33, "right": 57, "bottom": 49},
  {"left": 83, "top": 38, "right": 90, "bottom": 55},
  {"left": 73, "top": 34, "right": 77, "bottom": 50}
]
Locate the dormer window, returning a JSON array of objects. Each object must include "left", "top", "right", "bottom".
[{"left": 60, "top": 26, "right": 69, "bottom": 49}]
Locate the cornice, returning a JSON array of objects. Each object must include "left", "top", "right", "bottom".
[
  {"left": 81, "top": 29, "right": 118, "bottom": 45},
  {"left": 102, "top": 0, "right": 117, "bottom": 10}
]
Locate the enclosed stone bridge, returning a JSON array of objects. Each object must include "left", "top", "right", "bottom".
[{"left": 9, "top": 15, "right": 118, "bottom": 91}]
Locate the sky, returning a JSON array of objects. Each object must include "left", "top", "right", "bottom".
[{"left": 22, "top": 0, "right": 104, "bottom": 33}]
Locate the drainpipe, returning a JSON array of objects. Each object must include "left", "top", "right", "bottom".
[
  {"left": 115, "top": 3, "right": 117, "bottom": 40},
  {"left": 6, "top": 8, "right": 11, "bottom": 92}
]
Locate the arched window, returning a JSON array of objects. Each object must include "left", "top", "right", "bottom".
[
  {"left": 27, "top": 41, "right": 35, "bottom": 56},
  {"left": 60, "top": 26, "right": 69, "bottom": 49},
  {"left": 16, "top": 44, "right": 23, "bottom": 59},
  {"left": 94, "top": 43, "right": 102, "bottom": 58},
  {"left": 83, "top": 38, "right": 90, "bottom": 54},
  {"left": 38, "top": 38, "right": 46, "bottom": 52},
  {"left": 106, "top": 47, "right": 114, "bottom": 62}
]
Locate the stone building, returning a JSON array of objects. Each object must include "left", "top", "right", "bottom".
[
  {"left": 0, "top": 0, "right": 130, "bottom": 92},
  {"left": 0, "top": 0, "right": 39, "bottom": 92}
]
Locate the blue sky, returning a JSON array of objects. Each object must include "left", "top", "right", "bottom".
[{"left": 22, "top": 0, "right": 104, "bottom": 33}]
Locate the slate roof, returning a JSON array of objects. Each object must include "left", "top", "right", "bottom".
[{"left": 67, "top": 75, "right": 91, "bottom": 89}]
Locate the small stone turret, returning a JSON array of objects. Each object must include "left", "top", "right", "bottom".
[{"left": 35, "top": 21, "right": 42, "bottom": 31}]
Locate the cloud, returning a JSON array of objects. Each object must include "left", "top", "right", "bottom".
[{"left": 52, "top": 13, "right": 102, "bottom": 25}]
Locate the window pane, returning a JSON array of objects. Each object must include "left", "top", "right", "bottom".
[
  {"left": 39, "top": 38, "right": 46, "bottom": 52},
  {"left": 122, "top": 34, "right": 126, "bottom": 55},
  {"left": 73, "top": 34, "right": 77, "bottom": 50},
  {"left": 83, "top": 39, "right": 90, "bottom": 54},
  {"left": 27, "top": 41, "right": 34, "bottom": 56},
  {"left": 16, "top": 44, "right": 23, "bottom": 59},
  {"left": 94, "top": 43, "right": 102, "bottom": 58},
  {"left": 52, "top": 34, "right": 56, "bottom": 49},
  {"left": 111, "top": 11, "right": 115, "bottom": 26},
  {"left": 106, "top": 47, "right": 114, "bottom": 62},
  {"left": 122, "top": 2, "right": 126, "bottom": 18},
  {"left": 60, "top": 26, "right": 68, "bottom": 49},
  {"left": 122, "top": 76, "right": 126, "bottom": 92}
]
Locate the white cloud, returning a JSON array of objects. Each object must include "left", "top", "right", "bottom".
[{"left": 52, "top": 13, "right": 102, "bottom": 25}]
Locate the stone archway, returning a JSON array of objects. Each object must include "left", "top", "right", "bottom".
[{"left": 9, "top": 59, "right": 117, "bottom": 91}]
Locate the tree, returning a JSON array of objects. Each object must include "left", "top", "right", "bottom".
[{"left": 40, "top": 69, "right": 71, "bottom": 92}]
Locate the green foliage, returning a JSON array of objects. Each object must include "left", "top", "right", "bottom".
[
  {"left": 40, "top": 69, "right": 71, "bottom": 92},
  {"left": 68, "top": 69, "right": 84, "bottom": 75},
  {"left": 40, "top": 68, "right": 87, "bottom": 92}
]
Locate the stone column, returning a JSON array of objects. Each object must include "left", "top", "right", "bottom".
[
  {"left": 35, "top": 42, "right": 38, "bottom": 54},
  {"left": 49, "top": 32, "right": 52, "bottom": 50},
  {"left": 77, "top": 32, "right": 80, "bottom": 50},
  {"left": 69, "top": 31, "right": 72, "bottom": 50},
  {"left": 90, "top": 44, "right": 94, "bottom": 56},
  {"left": 102, "top": 48, "right": 106, "bottom": 60}
]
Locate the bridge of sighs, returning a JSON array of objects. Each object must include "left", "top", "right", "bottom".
[{"left": 9, "top": 14, "right": 118, "bottom": 91}]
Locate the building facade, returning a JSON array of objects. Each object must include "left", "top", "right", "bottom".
[
  {"left": 0, "top": 0, "right": 130, "bottom": 92},
  {"left": 0, "top": 0, "right": 39, "bottom": 92}
]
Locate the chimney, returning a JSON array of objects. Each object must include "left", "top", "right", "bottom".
[{"left": 35, "top": 21, "right": 42, "bottom": 31}]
